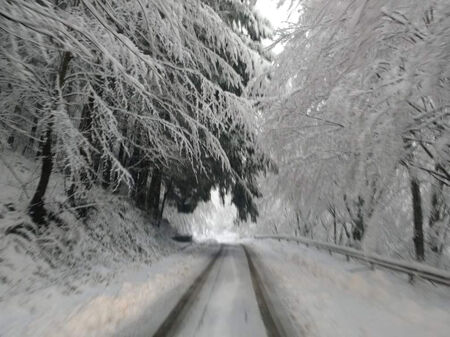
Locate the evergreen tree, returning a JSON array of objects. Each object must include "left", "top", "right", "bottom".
[{"left": 155, "top": 0, "right": 275, "bottom": 222}]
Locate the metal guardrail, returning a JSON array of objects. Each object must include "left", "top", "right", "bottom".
[{"left": 255, "top": 235, "right": 450, "bottom": 287}]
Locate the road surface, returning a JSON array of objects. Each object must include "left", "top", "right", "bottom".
[
  {"left": 151, "top": 244, "right": 293, "bottom": 337},
  {"left": 114, "top": 241, "right": 450, "bottom": 337}
]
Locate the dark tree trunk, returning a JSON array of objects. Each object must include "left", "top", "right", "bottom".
[
  {"left": 147, "top": 168, "right": 162, "bottom": 220},
  {"left": 102, "top": 158, "right": 112, "bottom": 188},
  {"left": 158, "top": 180, "right": 172, "bottom": 221},
  {"left": 296, "top": 212, "right": 301, "bottom": 237},
  {"left": 28, "top": 124, "right": 53, "bottom": 224},
  {"left": 344, "top": 194, "right": 365, "bottom": 243},
  {"left": 410, "top": 174, "right": 425, "bottom": 261},
  {"left": 352, "top": 196, "right": 365, "bottom": 241},
  {"left": 28, "top": 51, "right": 72, "bottom": 225}
]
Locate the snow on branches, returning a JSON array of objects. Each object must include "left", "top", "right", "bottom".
[
  {"left": 0, "top": 0, "right": 258, "bottom": 189},
  {"left": 258, "top": 0, "right": 450, "bottom": 261}
]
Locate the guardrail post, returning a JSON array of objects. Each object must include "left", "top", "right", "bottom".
[
  {"left": 346, "top": 255, "right": 350, "bottom": 262},
  {"left": 328, "top": 249, "right": 332, "bottom": 255},
  {"left": 369, "top": 262, "right": 375, "bottom": 271},
  {"left": 408, "top": 273, "right": 415, "bottom": 284}
]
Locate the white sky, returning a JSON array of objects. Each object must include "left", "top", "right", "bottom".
[
  {"left": 255, "top": 0, "right": 295, "bottom": 29},
  {"left": 254, "top": 0, "right": 299, "bottom": 54}
]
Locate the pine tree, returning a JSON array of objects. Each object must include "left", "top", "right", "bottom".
[
  {"left": 0, "top": 0, "right": 271, "bottom": 226},
  {"left": 154, "top": 0, "right": 275, "bottom": 222}
]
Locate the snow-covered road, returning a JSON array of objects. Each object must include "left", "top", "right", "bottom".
[
  {"left": 117, "top": 241, "right": 450, "bottom": 337},
  {"left": 119, "top": 243, "right": 298, "bottom": 337},
  {"left": 157, "top": 245, "right": 268, "bottom": 337},
  {"left": 5, "top": 240, "right": 449, "bottom": 337}
]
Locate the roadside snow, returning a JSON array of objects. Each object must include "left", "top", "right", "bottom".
[
  {"left": 0, "top": 149, "right": 209, "bottom": 337},
  {"left": 0, "top": 244, "right": 218, "bottom": 337},
  {"left": 250, "top": 239, "right": 450, "bottom": 337}
]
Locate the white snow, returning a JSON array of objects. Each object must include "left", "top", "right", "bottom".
[
  {"left": 0, "top": 149, "right": 211, "bottom": 337},
  {"left": 50, "top": 244, "right": 219, "bottom": 337},
  {"left": 250, "top": 239, "right": 450, "bottom": 337},
  {"left": 0, "top": 243, "right": 218, "bottom": 337},
  {"left": 167, "top": 245, "right": 266, "bottom": 337}
]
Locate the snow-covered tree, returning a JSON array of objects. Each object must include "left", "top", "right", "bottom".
[
  {"left": 0, "top": 0, "right": 270, "bottom": 226},
  {"left": 257, "top": 0, "right": 450, "bottom": 262},
  {"left": 153, "top": 0, "right": 275, "bottom": 222}
]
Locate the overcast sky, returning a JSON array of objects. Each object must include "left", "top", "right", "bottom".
[
  {"left": 255, "top": 0, "right": 293, "bottom": 29},
  {"left": 254, "top": 0, "right": 299, "bottom": 53}
]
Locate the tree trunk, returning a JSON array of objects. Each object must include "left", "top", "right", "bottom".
[
  {"left": 28, "top": 124, "right": 53, "bottom": 224},
  {"left": 410, "top": 173, "right": 425, "bottom": 261},
  {"left": 352, "top": 196, "right": 365, "bottom": 242},
  {"left": 158, "top": 180, "right": 172, "bottom": 221},
  {"left": 102, "top": 157, "right": 112, "bottom": 189},
  {"left": 28, "top": 51, "right": 72, "bottom": 225},
  {"left": 429, "top": 176, "right": 445, "bottom": 253},
  {"left": 147, "top": 168, "right": 162, "bottom": 220}
]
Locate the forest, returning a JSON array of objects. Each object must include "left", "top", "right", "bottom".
[
  {"left": 0, "top": 0, "right": 274, "bottom": 228},
  {"left": 1, "top": 1, "right": 450, "bottom": 336},
  {"left": 1, "top": 0, "right": 449, "bottom": 272}
]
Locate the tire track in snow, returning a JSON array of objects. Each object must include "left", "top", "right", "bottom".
[
  {"left": 152, "top": 245, "right": 223, "bottom": 337},
  {"left": 153, "top": 244, "right": 298, "bottom": 337},
  {"left": 243, "top": 245, "right": 302, "bottom": 337}
]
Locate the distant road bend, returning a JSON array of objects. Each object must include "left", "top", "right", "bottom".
[{"left": 152, "top": 244, "right": 297, "bottom": 337}]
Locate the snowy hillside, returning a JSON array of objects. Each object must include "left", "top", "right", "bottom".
[{"left": 0, "top": 149, "right": 184, "bottom": 336}]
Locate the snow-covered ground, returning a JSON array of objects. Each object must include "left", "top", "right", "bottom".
[
  {"left": 2, "top": 231, "right": 449, "bottom": 337},
  {"left": 0, "top": 149, "right": 207, "bottom": 337},
  {"left": 250, "top": 239, "right": 450, "bottom": 337},
  {"left": 0, "top": 243, "right": 221, "bottom": 337}
]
